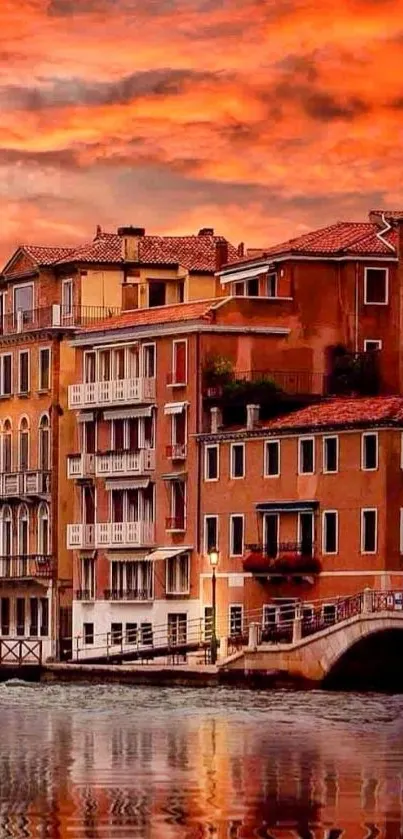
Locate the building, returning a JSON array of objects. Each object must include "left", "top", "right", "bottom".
[
  {"left": 0, "top": 223, "right": 236, "bottom": 659},
  {"left": 198, "top": 396, "right": 403, "bottom": 636}
]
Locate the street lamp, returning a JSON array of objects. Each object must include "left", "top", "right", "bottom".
[{"left": 209, "top": 548, "right": 219, "bottom": 664}]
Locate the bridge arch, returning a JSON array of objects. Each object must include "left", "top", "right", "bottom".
[{"left": 320, "top": 617, "right": 403, "bottom": 690}]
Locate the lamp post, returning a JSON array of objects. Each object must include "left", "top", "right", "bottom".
[{"left": 209, "top": 548, "right": 219, "bottom": 664}]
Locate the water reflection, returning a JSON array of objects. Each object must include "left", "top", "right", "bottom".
[{"left": 0, "top": 686, "right": 402, "bottom": 838}]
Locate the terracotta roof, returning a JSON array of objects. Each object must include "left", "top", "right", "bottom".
[
  {"left": 263, "top": 396, "right": 403, "bottom": 432},
  {"left": 56, "top": 231, "right": 238, "bottom": 271},
  {"left": 21, "top": 245, "right": 76, "bottom": 265},
  {"left": 83, "top": 298, "right": 223, "bottom": 332}
]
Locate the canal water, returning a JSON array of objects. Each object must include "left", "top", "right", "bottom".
[{"left": 0, "top": 683, "right": 403, "bottom": 838}]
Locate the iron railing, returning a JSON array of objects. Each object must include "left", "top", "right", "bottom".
[
  {"left": 75, "top": 589, "right": 94, "bottom": 601},
  {"left": 104, "top": 588, "right": 153, "bottom": 602},
  {"left": 0, "top": 554, "right": 54, "bottom": 579},
  {"left": 1, "top": 305, "right": 120, "bottom": 335}
]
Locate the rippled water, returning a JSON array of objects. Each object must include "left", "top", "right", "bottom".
[{"left": 0, "top": 683, "right": 403, "bottom": 837}]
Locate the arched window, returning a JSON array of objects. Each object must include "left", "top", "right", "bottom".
[
  {"left": 19, "top": 417, "right": 29, "bottom": 471},
  {"left": 2, "top": 420, "right": 12, "bottom": 473},
  {"left": 38, "top": 414, "right": 50, "bottom": 472},
  {"left": 18, "top": 503, "right": 29, "bottom": 555},
  {"left": 0, "top": 506, "right": 13, "bottom": 577},
  {"left": 37, "top": 503, "right": 49, "bottom": 557}
]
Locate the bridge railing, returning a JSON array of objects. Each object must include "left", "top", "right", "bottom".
[{"left": 0, "top": 639, "right": 42, "bottom": 666}]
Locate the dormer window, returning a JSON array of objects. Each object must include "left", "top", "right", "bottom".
[
  {"left": 148, "top": 280, "right": 166, "bottom": 308},
  {"left": 364, "top": 268, "right": 388, "bottom": 305}
]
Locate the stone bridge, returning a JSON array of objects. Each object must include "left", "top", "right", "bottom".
[{"left": 220, "top": 589, "right": 403, "bottom": 687}]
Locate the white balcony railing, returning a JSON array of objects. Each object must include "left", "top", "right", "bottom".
[
  {"left": 95, "top": 449, "right": 155, "bottom": 477},
  {"left": 95, "top": 521, "right": 155, "bottom": 548},
  {"left": 67, "top": 453, "right": 96, "bottom": 480},
  {"left": 67, "top": 521, "right": 155, "bottom": 550},
  {"left": 67, "top": 524, "right": 96, "bottom": 549},
  {"left": 24, "top": 470, "right": 51, "bottom": 495},
  {"left": 1, "top": 473, "right": 23, "bottom": 496},
  {"left": 68, "top": 378, "right": 156, "bottom": 409}
]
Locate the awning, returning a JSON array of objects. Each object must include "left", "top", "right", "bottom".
[
  {"left": 256, "top": 500, "right": 319, "bottom": 513},
  {"left": 146, "top": 547, "right": 191, "bottom": 562},
  {"left": 76, "top": 412, "right": 94, "bottom": 423},
  {"left": 103, "top": 406, "right": 153, "bottom": 421},
  {"left": 106, "top": 552, "right": 149, "bottom": 562},
  {"left": 164, "top": 402, "right": 188, "bottom": 415},
  {"left": 105, "top": 478, "right": 150, "bottom": 491},
  {"left": 220, "top": 264, "right": 268, "bottom": 284},
  {"left": 161, "top": 472, "right": 187, "bottom": 481}
]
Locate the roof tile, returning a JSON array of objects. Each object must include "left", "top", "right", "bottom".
[
  {"left": 262, "top": 396, "right": 403, "bottom": 432},
  {"left": 83, "top": 298, "right": 222, "bottom": 332}
]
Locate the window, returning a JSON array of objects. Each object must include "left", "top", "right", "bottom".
[
  {"left": 18, "top": 504, "right": 29, "bottom": 557},
  {"left": 364, "top": 267, "right": 388, "bottom": 305},
  {"left": 19, "top": 418, "right": 29, "bottom": 471},
  {"left": 111, "top": 622, "right": 123, "bottom": 645},
  {"left": 0, "top": 597, "right": 10, "bottom": 635},
  {"left": 204, "top": 516, "right": 218, "bottom": 554},
  {"left": 16, "top": 598, "right": 25, "bottom": 637},
  {"left": 264, "top": 440, "right": 280, "bottom": 477},
  {"left": 148, "top": 280, "right": 166, "bottom": 308},
  {"left": 170, "top": 410, "right": 186, "bottom": 458},
  {"left": 142, "top": 344, "right": 156, "bottom": 378},
  {"left": 0, "top": 354, "right": 12, "bottom": 396},
  {"left": 81, "top": 557, "right": 95, "bottom": 599},
  {"left": 2, "top": 420, "right": 12, "bottom": 472},
  {"left": 229, "top": 605, "right": 243, "bottom": 636},
  {"left": 110, "top": 560, "right": 152, "bottom": 599},
  {"left": 322, "top": 511, "right": 338, "bottom": 554},
  {"left": 0, "top": 293, "right": 5, "bottom": 333},
  {"left": 40, "top": 597, "right": 49, "bottom": 636},
  {"left": 246, "top": 278, "right": 258, "bottom": 296},
  {"left": 362, "top": 432, "right": 378, "bottom": 471},
  {"left": 205, "top": 445, "right": 219, "bottom": 480},
  {"left": 18, "top": 350, "right": 29, "bottom": 394},
  {"left": 263, "top": 605, "right": 277, "bottom": 628},
  {"left": 126, "top": 623, "right": 138, "bottom": 644},
  {"left": 299, "top": 512, "right": 314, "bottom": 555},
  {"left": 364, "top": 339, "right": 382, "bottom": 352},
  {"left": 13, "top": 284, "right": 33, "bottom": 321},
  {"left": 230, "top": 443, "right": 245, "bottom": 479},
  {"left": 204, "top": 606, "right": 213, "bottom": 641},
  {"left": 263, "top": 513, "right": 279, "bottom": 558},
  {"left": 230, "top": 515, "right": 244, "bottom": 557},
  {"left": 83, "top": 622, "right": 94, "bottom": 645},
  {"left": 166, "top": 553, "right": 190, "bottom": 594},
  {"left": 84, "top": 351, "right": 96, "bottom": 383},
  {"left": 267, "top": 273, "right": 277, "bottom": 297},
  {"left": 29, "top": 598, "right": 38, "bottom": 637},
  {"left": 323, "top": 436, "right": 338, "bottom": 473},
  {"left": 39, "top": 348, "right": 51, "bottom": 391},
  {"left": 30, "top": 597, "right": 49, "bottom": 637},
  {"left": 298, "top": 437, "right": 314, "bottom": 474},
  {"left": 171, "top": 340, "right": 187, "bottom": 385},
  {"left": 140, "top": 622, "right": 153, "bottom": 645},
  {"left": 361, "top": 509, "right": 377, "bottom": 554},
  {"left": 37, "top": 503, "right": 50, "bottom": 556},
  {"left": 39, "top": 415, "right": 50, "bottom": 472},
  {"left": 62, "top": 279, "right": 73, "bottom": 316},
  {"left": 1, "top": 505, "right": 12, "bottom": 557},
  {"left": 168, "top": 480, "right": 186, "bottom": 531},
  {"left": 322, "top": 604, "right": 336, "bottom": 625}
]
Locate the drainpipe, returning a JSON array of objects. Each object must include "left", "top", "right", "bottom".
[
  {"left": 354, "top": 263, "right": 359, "bottom": 354},
  {"left": 196, "top": 331, "right": 201, "bottom": 554},
  {"left": 50, "top": 335, "right": 61, "bottom": 661}
]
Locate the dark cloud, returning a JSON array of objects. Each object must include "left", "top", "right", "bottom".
[
  {"left": 301, "top": 91, "right": 370, "bottom": 121},
  {"left": 0, "top": 148, "right": 80, "bottom": 168},
  {"left": 0, "top": 68, "right": 225, "bottom": 112}
]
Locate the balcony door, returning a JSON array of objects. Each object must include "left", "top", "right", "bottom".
[
  {"left": 83, "top": 486, "right": 95, "bottom": 525},
  {"left": 39, "top": 415, "right": 50, "bottom": 472},
  {"left": 263, "top": 513, "right": 279, "bottom": 558},
  {"left": 84, "top": 352, "right": 96, "bottom": 384},
  {"left": 298, "top": 512, "right": 314, "bottom": 555}
]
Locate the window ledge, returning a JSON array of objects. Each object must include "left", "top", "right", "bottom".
[
  {"left": 17, "top": 391, "right": 30, "bottom": 398},
  {"left": 37, "top": 388, "right": 50, "bottom": 395}
]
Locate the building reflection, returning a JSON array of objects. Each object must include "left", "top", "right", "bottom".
[{"left": 0, "top": 697, "right": 403, "bottom": 838}]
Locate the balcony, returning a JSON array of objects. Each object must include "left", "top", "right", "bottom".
[
  {"left": 165, "top": 516, "right": 186, "bottom": 532},
  {"left": 67, "top": 524, "right": 95, "bottom": 550},
  {"left": 96, "top": 521, "right": 155, "bottom": 548},
  {"left": 67, "top": 453, "right": 96, "bottom": 480},
  {"left": 244, "top": 542, "right": 321, "bottom": 576},
  {"left": 0, "top": 555, "right": 54, "bottom": 580},
  {"left": 0, "top": 304, "right": 120, "bottom": 336},
  {"left": 75, "top": 588, "right": 95, "bottom": 601},
  {"left": 0, "top": 471, "right": 51, "bottom": 498},
  {"left": 165, "top": 444, "right": 187, "bottom": 460},
  {"left": 95, "top": 449, "right": 155, "bottom": 477},
  {"left": 104, "top": 587, "right": 153, "bottom": 602},
  {"left": 68, "top": 378, "right": 156, "bottom": 410}
]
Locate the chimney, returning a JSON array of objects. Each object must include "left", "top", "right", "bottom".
[
  {"left": 95, "top": 224, "right": 102, "bottom": 238},
  {"left": 246, "top": 404, "right": 260, "bottom": 430},
  {"left": 215, "top": 240, "right": 229, "bottom": 272},
  {"left": 210, "top": 406, "right": 222, "bottom": 433},
  {"left": 198, "top": 227, "right": 214, "bottom": 236},
  {"left": 117, "top": 226, "right": 146, "bottom": 261},
  {"left": 237, "top": 242, "right": 245, "bottom": 257}
]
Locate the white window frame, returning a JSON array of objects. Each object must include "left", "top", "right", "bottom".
[
  {"left": 264, "top": 439, "right": 280, "bottom": 478},
  {"left": 322, "top": 510, "right": 339, "bottom": 555},
  {"left": 364, "top": 266, "right": 389, "bottom": 305},
  {"left": 230, "top": 442, "right": 245, "bottom": 479},
  {"left": 267, "top": 272, "right": 278, "bottom": 298},
  {"left": 38, "top": 347, "right": 51, "bottom": 392},
  {"left": 13, "top": 282, "right": 34, "bottom": 317},
  {"left": 229, "top": 604, "right": 244, "bottom": 636},
  {"left": 170, "top": 480, "right": 186, "bottom": 531},
  {"left": 62, "top": 279, "right": 73, "bottom": 316},
  {"left": 229, "top": 514, "right": 244, "bottom": 557},
  {"left": 298, "top": 436, "right": 315, "bottom": 475},
  {"left": 0, "top": 353, "right": 12, "bottom": 397},
  {"left": 18, "top": 349, "right": 30, "bottom": 395},
  {"left": 361, "top": 508, "right": 378, "bottom": 555},
  {"left": 171, "top": 339, "right": 188, "bottom": 385},
  {"left": 364, "top": 339, "right": 382, "bottom": 351},
  {"left": 166, "top": 552, "right": 190, "bottom": 595},
  {"left": 204, "top": 515, "right": 219, "bottom": 555},
  {"left": 18, "top": 416, "right": 30, "bottom": 471},
  {"left": 361, "top": 431, "right": 378, "bottom": 471},
  {"left": 323, "top": 435, "right": 339, "bottom": 474},
  {"left": 204, "top": 444, "right": 219, "bottom": 481},
  {"left": 142, "top": 342, "right": 156, "bottom": 379}
]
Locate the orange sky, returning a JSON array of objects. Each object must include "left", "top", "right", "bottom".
[{"left": 1, "top": 0, "right": 403, "bottom": 260}]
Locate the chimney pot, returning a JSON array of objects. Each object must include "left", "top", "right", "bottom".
[
  {"left": 117, "top": 226, "right": 146, "bottom": 237},
  {"left": 246, "top": 404, "right": 260, "bottom": 430},
  {"left": 198, "top": 227, "right": 214, "bottom": 236},
  {"left": 237, "top": 242, "right": 245, "bottom": 257}
]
